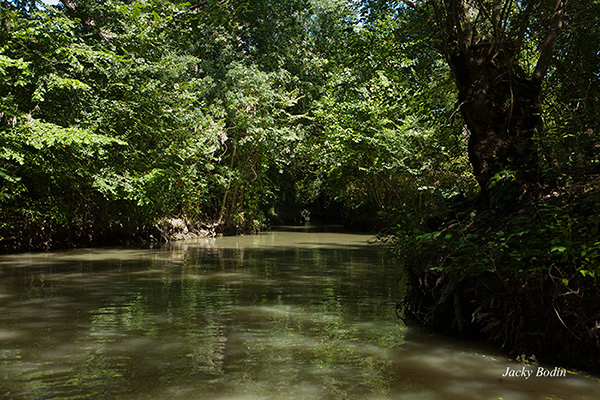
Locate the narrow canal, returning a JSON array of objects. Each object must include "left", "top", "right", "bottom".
[{"left": 0, "top": 227, "right": 598, "bottom": 399}]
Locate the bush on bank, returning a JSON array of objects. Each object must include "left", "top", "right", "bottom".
[{"left": 394, "top": 172, "right": 600, "bottom": 372}]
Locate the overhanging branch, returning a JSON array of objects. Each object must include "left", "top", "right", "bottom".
[{"left": 533, "top": 0, "right": 567, "bottom": 80}]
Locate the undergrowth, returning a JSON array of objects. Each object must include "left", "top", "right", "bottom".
[{"left": 392, "top": 172, "right": 600, "bottom": 372}]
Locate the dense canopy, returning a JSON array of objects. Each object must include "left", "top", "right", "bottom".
[
  {"left": 1, "top": 0, "right": 475, "bottom": 246},
  {"left": 1, "top": 0, "right": 600, "bottom": 373}
]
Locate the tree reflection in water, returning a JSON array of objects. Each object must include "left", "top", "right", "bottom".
[{"left": 0, "top": 231, "right": 598, "bottom": 399}]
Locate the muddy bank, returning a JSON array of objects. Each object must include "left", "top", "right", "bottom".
[
  {"left": 399, "top": 181, "right": 600, "bottom": 373},
  {"left": 0, "top": 215, "right": 218, "bottom": 254},
  {"left": 402, "top": 268, "right": 600, "bottom": 373}
]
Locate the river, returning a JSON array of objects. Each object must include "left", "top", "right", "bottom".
[{"left": 0, "top": 227, "right": 598, "bottom": 399}]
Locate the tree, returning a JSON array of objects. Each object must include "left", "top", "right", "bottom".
[{"left": 388, "top": 0, "right": 573, "bottom": 198}]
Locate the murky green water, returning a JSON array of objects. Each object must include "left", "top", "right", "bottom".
[{"left": 0, "top": 227, "right": 598, "bottom": 399}]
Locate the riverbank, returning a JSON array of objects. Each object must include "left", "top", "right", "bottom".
[
  {"left": 0, "top": 215, "right": 218, "bottom": 254},
  {"left": 399, "top": 175, "right": 600, "bottom": 373},
  {"left": 1, "top": 230, "right": 599, "bottom": 399}
]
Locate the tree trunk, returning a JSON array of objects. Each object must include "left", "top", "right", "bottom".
[{"left": 447, "top": 41, "right": 542, "bottom": 198}]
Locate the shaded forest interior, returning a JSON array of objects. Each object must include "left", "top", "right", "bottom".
[{"left": 1, "top": 0, "right": 599, "bottom": 373}]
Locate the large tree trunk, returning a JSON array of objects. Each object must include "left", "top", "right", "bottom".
[
  {"left": 447, "top": 41, "right": 543, "bottom": 197},
  {"left": 423, "top": 0, "right": 567, "bottom": 200}
]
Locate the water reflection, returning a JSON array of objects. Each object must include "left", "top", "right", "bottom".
[{"left": 0, "top": 231, "right": 598, "bottom": 399}]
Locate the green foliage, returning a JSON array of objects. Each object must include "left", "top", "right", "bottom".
[
  {"left": 539, "top": 0, "right": 600, "bottom": 173},
  {"left": 1, "top": 0, "right": 332, "bottom": 244},
  {"left": 0, "top": 0, "right": 598, "bottom": 251},
  {"left": 381, "top": 0, "right": 600, "bottom": 285},
  {"left": 0, "top": 118, "right": 125, "bottom": 232},
  {"left": 307, "top": 10, "right": 476, "bottom": 227},
  {"left": 393, "top": 182, "right": 600, "bottom": 284}
]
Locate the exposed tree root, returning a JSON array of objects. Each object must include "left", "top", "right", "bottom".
[{"left": 402, "top": 268, "right": 600, "bottom": 373}]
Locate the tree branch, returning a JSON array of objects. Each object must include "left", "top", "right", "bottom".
[
  {"left": 399, "top": 0, "right": 445, "bottom": 45},
  {"left": 533, "top": 0, "right": 567, "bottom": 80},
  {"left": 500, "top": 0, "right": 513, "bottom": 35}
]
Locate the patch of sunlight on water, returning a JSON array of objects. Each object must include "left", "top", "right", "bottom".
[
  {"left": 0, "top": 330, "right": 21, "bottom": 341},
  {"left": 0, "top": 230, "right": 599, "bottom": 399}
]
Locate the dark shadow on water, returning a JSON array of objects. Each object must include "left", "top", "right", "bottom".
[
  {"left": 393, "top": 327, "right": 600, "bottom": 400},
  {"left": 272, "top": 224, "right": 357, "bottom": 233},
  {"left": 0, "top": 231, "right": 599, "bottom": 400}
]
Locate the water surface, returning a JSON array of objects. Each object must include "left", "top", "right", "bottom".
[{"left": 0, "top": 228, "right": 598, "bottom": 399}]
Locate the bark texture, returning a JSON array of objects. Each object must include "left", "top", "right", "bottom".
[
  {"left": 447, "top": 40, "right": 542, "bottom": 194},
  {"left": 425, "top": 0, "right": 568, "bottom": 197}
]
